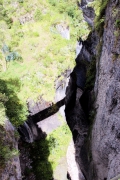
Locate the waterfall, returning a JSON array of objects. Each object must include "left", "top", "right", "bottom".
[
  {"left": 18, "top": 71, "right": 71, "bottom": 143},
  {"left": 18, "top": 122, "right": 34, "bottom": 143},
  {"left": 76, "top": 41, "right": 82, "bottom": 58}
]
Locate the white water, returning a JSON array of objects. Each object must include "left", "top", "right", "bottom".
[
  {"left": 67, "top": 140, "right": 85, "bottom": 180},
  {"left": 76, "top": 41, "right": 82, "bottom": 58}
]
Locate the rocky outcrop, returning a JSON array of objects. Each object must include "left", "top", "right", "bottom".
[
  {"left": 91, "top": 1, "right": 120, "bottom": 179},
  {"left": 0, "top": 119, "right": 22, "bottom": 180},
  {"left": 56, "top": 23, "right": 70, "bottom": 40},
  {"left": 79, "top": 0, "right": 95, "bottom": 27},
  {"left": 65, "top": 0, "right": 120, "bottom": 180},
  {"left": 65, "top": 34, "right": 95, "bottom": 179},
  {"left": 19, "top": 13, "right": 34, "bottom": 25}
]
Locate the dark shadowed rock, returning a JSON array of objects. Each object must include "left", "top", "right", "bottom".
[
  {"left": 65, "top": 1, "right": 120, "bottom": 180},
  {"left": 80, "top": 0, "right": 95, "bottom": 27}
]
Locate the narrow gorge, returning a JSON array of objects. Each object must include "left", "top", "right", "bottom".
[{"left": 0, "top": 0, "right": 120, "bottom": 180}]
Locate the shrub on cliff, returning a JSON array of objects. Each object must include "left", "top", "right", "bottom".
[
  {"left": 0, "top": 79, "right": 28, "bottom": 127},
  {"left": 0, "top": 125, "right": 19, "bottom": 170},
  {"left": 34, "top": 9, "right": 43, "bottom": 21}
]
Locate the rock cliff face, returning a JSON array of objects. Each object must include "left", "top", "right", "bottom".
[
  {"left": 1, "top": 1, "right": 120, "bottom": 179},
  {"left": 65, "top": 32, "right": 96, "bottom": 180},
  {"left": 0, "top": 120, "right": 21, "bottom": 180},
  {"left": 80, "top": 0, "right": 95, "bottom": 27},
  {"left": 92, "top": 1, "right": 120, "bottom": 179},
  {"left": 65, "top": 0, "right": 120, "bottom": 180}
]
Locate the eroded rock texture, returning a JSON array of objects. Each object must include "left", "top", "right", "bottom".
[
  {"left": 92, "top": 1, "right": 120, "bottom": 180},
  {"left": 65, "top": 31, "right": 96, "bottom": 179},
  {"left": 65, "top": 1, "right": 120, "bottom": 180},
  {"left": 0, "top": 120, "right": 22, "bottom": 180}
]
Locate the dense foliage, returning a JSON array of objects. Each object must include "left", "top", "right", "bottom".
[
  {"left": 0, "top": 79, "right": 28, "bottom": 126},
  {"left": 0, "top": 0, "right": 89, "bottom": 171},
  {"left": 90, "top": 0, "right": 109, "bottom": 33},
  {"left": 23, "top": 123, "right": 71, "bottom": 180},
  {"left": 0, "top": 0, "right": 89, "bottom": 126}
]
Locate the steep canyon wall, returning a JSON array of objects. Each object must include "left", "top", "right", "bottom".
[
  {"left": 65, "top": 0, "right": 120, "bottom": 180},
  {"left": 0, "top": 0, "right": 120, "bottom": 180},
  {"left": 92, "top": 0, "right": 120, "bottom": 179}
]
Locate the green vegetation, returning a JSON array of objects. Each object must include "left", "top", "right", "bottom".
[
  {"left": 112, "top": 8, "right": 119, "bottom": 18},
  {"left": 0, "top": 0, "right": 90, "bottom": 127},
  {"left": 115, "top": 19, "right": 120, "bottom": 28},
  {"left": 114, "top": 30, "right": 119, "bottom": 37},
  {"left": 84, "top": 57, "right": 96, "bottom": 163},
  {"left": 0, "top": 126, "right": 19, "bottom": 170},
  {"left": 0, "top": 1, "right": 89, "bottom": 175},
  {"left": 24, "top": 123, "right": 72, "bottom": 180},
  {"left": 0, "top": 79, "right": 28, "bottom": 127},
  {"left": 90, "top": 0, "right": 108, "bottom": 17},
  {"left": 90, "top": 0, "right": 108, "bottom": 34}
]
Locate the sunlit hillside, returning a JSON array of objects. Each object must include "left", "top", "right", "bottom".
[{"left": 0, "top": 0, "right": 90, "bottom": 126}]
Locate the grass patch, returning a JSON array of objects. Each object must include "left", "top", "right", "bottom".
[
  {"left": 0, "top": 0, "right": 90, "bottom": 127},
  {"left": 90, "top": 0, "right": 108, "bottom": 35},
  {"left": 24, "top": 123, "right": 72, "bottom": 180},
  {"left": 115, "top": 19, "right": 120, "bottom": 28}
]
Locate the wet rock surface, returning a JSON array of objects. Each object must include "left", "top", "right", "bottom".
[
  {"left": 65, "top": 75, "right": 89, "bottom": 180},
  {"left": 65, "top": 37, "right": 94, "bottom": 179},
  {"left": 79, "top": 0, "right": 95, "bottom": 27}
]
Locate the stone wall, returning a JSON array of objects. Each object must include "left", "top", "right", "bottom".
[{"left": 91, "top": 1, "right": 120, "bottom": 179}]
